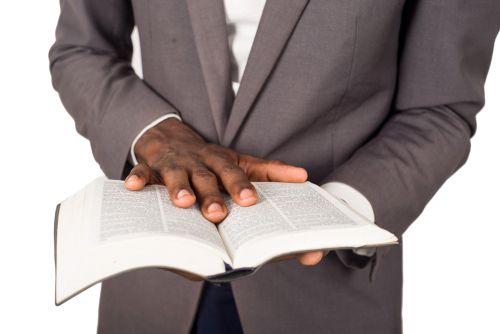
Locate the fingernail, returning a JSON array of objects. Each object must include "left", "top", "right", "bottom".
[
  {"left": 177, "top": 189, "right": 191, "bottom": 199},
  {"left": 126, "top": 175, "right": 139, "bottom": 183},
  {"left": 239, "top": 188, "right": 254, "bottom": 200},
  {"left": 207, "top": 202, "right": 223, "bottom": 213}
]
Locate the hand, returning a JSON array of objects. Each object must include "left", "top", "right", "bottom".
[{"left": 124, "top": 118, "right": 324, "bottom": 267}]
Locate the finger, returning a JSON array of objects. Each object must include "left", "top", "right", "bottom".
[
  {"left": 190, "top": 165, "right": 228, "bottom": 223},
  {"left": 159, "top": 164, "right": 196, "bottom": 208},
  {"left": 240, "top": 156, "right": 308, "bottom": 183},
  {"left": 124, "top": 162, "right": 153, "bottom": 191},
  {"left": 297, "top": 251, "right": 324, "bottom": 266},
  {"left": 204, "top": 155, "right": 257, "bottom": 207}
]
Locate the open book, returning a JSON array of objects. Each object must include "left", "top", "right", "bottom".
[{"left": 54, "top": 178, "right": 397, "bottom": 305}]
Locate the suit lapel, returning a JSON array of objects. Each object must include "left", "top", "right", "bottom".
[
  {"left": 186, "top": 0, "right": 233, "bottom": 143},
  {"left": 222, "top": 0, "right": 309, "bottom": 147}
]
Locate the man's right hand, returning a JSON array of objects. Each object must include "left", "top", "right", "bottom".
[
  {"left": 125, "top": 118, "right": 326, "bottom": 269},
  {"left": 124, "top": 118, "right": 308, "bottom": 223}
]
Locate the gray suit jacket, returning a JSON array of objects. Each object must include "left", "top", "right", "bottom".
[{"left": 49, "top": 0, "right": 500, "bottom": 333}]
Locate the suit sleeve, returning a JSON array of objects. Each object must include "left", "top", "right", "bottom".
[
  {"left": 49, "top": 0, "right": 180, "bottom": 179},
  {"left": 324, "top": 0, "right": 500, "bottom": 272}
]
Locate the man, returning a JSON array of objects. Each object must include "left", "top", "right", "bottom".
[{"left": 49, "top": 0, "right": 500, "bottom": 333}]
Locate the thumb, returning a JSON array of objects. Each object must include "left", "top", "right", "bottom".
[{"left": 240, "top": 156, "right": 308, "bottom": 182}]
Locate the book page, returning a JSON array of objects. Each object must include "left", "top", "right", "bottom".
[
  {"left": 55, "top": 178, "right": 230, "bottom": 305},
  {"left": 217, "top": 182, "right": 397, "bottom": 268},
  {"left": 218, "top": 182, "right": 365, "bottom": 258},
  {"left": 255, "top": 182, "right": 362, "bottom": 230},
  {"left": 98, "top": 181, "right": 226, "bottom": 254},
  {"left": 99, "top": 182, "right": 164, "bottom": 240}
]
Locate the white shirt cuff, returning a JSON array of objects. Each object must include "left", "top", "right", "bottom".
[
  {"left": 321, "top": 181, "right": 376, "bottom": 257},
  {"left": 130, "top": 113, "right": 182, "bottom": 166}
]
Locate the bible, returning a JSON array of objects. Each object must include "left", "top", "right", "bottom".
[{"left": 54, "top": 177, "right": 397, "bottom": 305}]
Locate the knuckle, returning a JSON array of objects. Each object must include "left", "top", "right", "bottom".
[
  {"left": 192, "top": 168, "right": 216, "bottom": 180},
  {"left": 130, "top": 167, "right": 142, "bottom": 176},
  {"left": 205, "top": 153, "right": 240, "bottom": 173},
  {"left": 216, "top": 148, "right": 236, "bottom": 161},
  {"left": 161, "top": 162, "right": 184, "bottom": 173},
  {"left": 229, "top": 179, "right": 253, "bottom": 190},
  {"left": 202, "top": 192, "right": 222, "bottom": 200},
  {"left": 219, "top": 163, "right": 241, "bottom": 175},
  {"left": 131, "top": 166, "right": 146, "bottom": 177},
  {"left": 199, "top": 193, "right": 224, "bottom": 205},
  {"left": 185, "top": 151, "right": 203, "bottom": 162},
  {"left": 199, "top": 143, "right": 218, "bottom": 156}
]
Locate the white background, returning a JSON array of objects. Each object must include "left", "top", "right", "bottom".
[{"left": 0, "top": 2, "right": 498, "bottom": 333}]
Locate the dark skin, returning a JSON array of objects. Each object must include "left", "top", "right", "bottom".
[{"left": 125, "top": 118, "right": 325, "bottom": 279}]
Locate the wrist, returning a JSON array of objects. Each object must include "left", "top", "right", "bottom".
[
  {"left": 130, "top": 114, "right": 182, "bottom": 166},
  {"left": 134, "top": 118, "right": 181, "bottom": 164}
]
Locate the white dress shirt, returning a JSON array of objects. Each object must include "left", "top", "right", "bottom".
[
  {"left": 130, "top": 0, "right": 376, "bottom": 256},
  {"left": 224, "top": 0, "right": 266, "bottom": 95}
]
